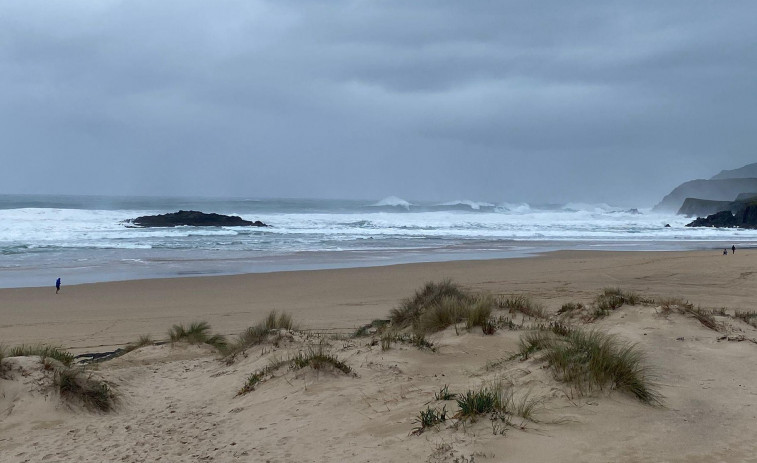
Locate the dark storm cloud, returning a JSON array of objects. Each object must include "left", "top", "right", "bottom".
[{"left": 2, "top": 0, "right": 756, "bottom": 205}]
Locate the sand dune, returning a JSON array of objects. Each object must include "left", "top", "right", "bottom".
[{"left": 2, "top": 250, "right": 757, "bottom": 462}]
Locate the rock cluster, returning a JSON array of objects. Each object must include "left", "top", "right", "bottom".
[{"left": 126, "top": 210, "right": 267, "bottom": 228}]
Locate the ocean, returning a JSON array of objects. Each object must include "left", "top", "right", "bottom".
[{"left": 1, "top": 194, "right": 754, "bottom": 288}]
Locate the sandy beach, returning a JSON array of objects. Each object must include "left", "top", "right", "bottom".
[{"left": 2, "top": 250, "right": 757, "bottom": 462}]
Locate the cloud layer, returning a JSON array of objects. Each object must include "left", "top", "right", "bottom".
[{"left": 3, "top": 1, "right": 756, "bottom": 205}]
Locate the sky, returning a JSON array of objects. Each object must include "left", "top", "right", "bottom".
[{"left": 2, "top": 1, "right": 756, "bottom": 207}]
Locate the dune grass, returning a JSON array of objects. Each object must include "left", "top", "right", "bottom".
[
  {"left": 389, "top": 280, "right": 498, "bottom": 335},
  {"left": 498, "top": 295, "right": 546, "bottom": 319},
  {"left": 353, "top": 319, "right": 390, "bottom": 337},
  {"left": 558, "top": 302, "right": 584, "bottom": 314},
  {"left": 238, "top": 344, "right": 352, "bottom": 395},
  {"left": 168, "top": 321, "right": 227, "bottom": 350},
  {"left": 122, "top": 335, "right": 154, "bottom": 354},
  {"left": 380, "top": 331, "right": 435, "bottom": 351},
  {"left": 8, "top": 344, "right": 75, "bottom": 367},
  {"left": 735, "top": 310, "right": 757, "bottom": 328},
  {"left": 518, "top": 327, "right": 660, "bottom": 404},
  {"left": 389, "top": 280, "right": 473, "bottom": 329},
  {"left": 411, "top": 406, "right": 448, "bottom": 435},
  {"left": 223, "top": 311, "right": 296, "bottom": 361},
  {"left": 56, "top": 368, "right": 116, "bottom": 412},
  {"left": 290, "top": 345, "right": 352, "bottom": 374},
  {"left": 435, "top": 384, "right": 457, "bottom": 401},
  {"left": 592, "top": 288, "right": 643, "bottom": 318}
]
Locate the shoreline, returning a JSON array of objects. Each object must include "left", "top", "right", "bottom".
[
  {"left": 1, "top": 248, "right": 753, "bottom": 353},
  {"left": 1, "top": 238, "right": 747, "bottom": 290}
]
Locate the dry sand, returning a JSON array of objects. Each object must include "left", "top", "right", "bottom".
[{"left": 2, "top": 250, "right": 757, "bottom": 462}]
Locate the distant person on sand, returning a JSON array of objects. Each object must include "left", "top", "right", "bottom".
[
  {"left": 724, "top": 248, "right": 728, "bottom": 255},
  {"left": 732, "top": 245, "right": 736, "bottom": 254},
  {"left": 56, "top": 277, "right": 61, "bottom": 294}
]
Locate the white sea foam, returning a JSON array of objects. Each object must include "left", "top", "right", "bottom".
[
  {"left": 437, "top": 200, "right": 495, "bottom": 210},
  {"left": 370, "top": 196, "right": 412, "bottom": 208}
]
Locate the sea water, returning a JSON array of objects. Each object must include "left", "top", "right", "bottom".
[{"left": 1, "top": 194, "right": 754, "bottom": 288}]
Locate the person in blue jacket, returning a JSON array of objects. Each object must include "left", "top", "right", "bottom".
[{"left": 56, "top": 277, "right": 61, "bottom": 294}]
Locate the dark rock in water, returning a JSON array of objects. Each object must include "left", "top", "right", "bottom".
[
  {"left": 686, "top": 203, "right": 757, "bottom": 228},
  {"left": 625, "top": 208, "right": 641, "bottom": 214},
  {"left": 664, "top": 224, "right": 671, "bottom": 227},
  {"left": 126, "top": 210, "right": 268, "bottom": 228}
]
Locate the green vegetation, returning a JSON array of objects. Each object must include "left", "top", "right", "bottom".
[
  {"left": 168, "top": 321, "right": 227, "bottom": 350},
  {"left": 434, "top": 384, "right": 457, "bottom": 401},
  {"left": 411, "top": 406, "right": 448, "bottom": 435},
  {"left": 56, "top": 368, "right": 116, "bottom": 412},
  {"left": 8, "top": 344, "right": 75, "bottom": 367},
  {"left": 518, "top": 327, "right": 660, "bottom": 404}
]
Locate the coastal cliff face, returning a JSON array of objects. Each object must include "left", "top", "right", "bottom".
[
  {"left": 126, "top": 210, "right": 267, "bottom": 227},
  {"left": 676, "top": 198, "right": 736, "bottom": 217},
  {"left": 654, "top": 178, "right": 757, "bottom": 212}
]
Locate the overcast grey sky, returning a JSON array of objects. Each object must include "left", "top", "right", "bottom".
[{"left": 2, "top": 1, "right": 756, "bottom": 206}]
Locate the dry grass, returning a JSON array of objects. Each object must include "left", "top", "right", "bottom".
[
  {"left": 168, "top": 321, "right": 227, "bottom": 350},
  {"left": 519, "top": 327, "right": 661, "bottom": 404},
  {"left": 389, "top": 280, "right": 473, "bottom": 330},
  {"left": 223, "top": 311, "right": 296, "bottom": 361},
  {"left": 8, "top": 344, "right": 75, "bottom": 367},
  {"left": 122, "top": 335, "right": 154, "bottom": 354},
  {"left": 238, "top": 344, "right": 352, "bottom": 396},
  {"left": 735, "top": 310, "right": 757, "bottom": 328},
  {"left": 56, "top": 367, "right": 116, "bottom": 412},
  {"left": 498, "top": 295, "right": 546, "bottom": 319}
]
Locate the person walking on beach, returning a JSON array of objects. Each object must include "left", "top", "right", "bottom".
[
  {"left": 55, "top": 277, "right": 61, "bottom": 294},
  {"left": 732, "top": 245, "right": 736, "bottom": 254}
]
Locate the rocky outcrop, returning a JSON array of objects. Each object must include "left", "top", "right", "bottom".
[
  {"left": 653, "top": 178, "right": 757, "bottom": 212},
  {"left": 126, "top": 210, "right": 267, "bottom": 228},
  {"left": 686, "top": 202, "right": 757, "bottom": 228},
  {"left": 677, "top": 198, "right": 737, "bottom": 217}
]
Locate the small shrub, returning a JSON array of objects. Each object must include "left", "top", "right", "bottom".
[
  {"left": 435, "top": 384, "right": 457, "bottom": 401},
  {"left": 56, "top": 368, "right": 116, "bottom": 412},
  {"left": 411, "top": 406, "right": 447, "bottom": 435},
  {"left": 456, "top": 389, "right": 498, "bottom": 418},
  {"left": 8, "top": 344, "right": 75, "bottom": 367}
]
